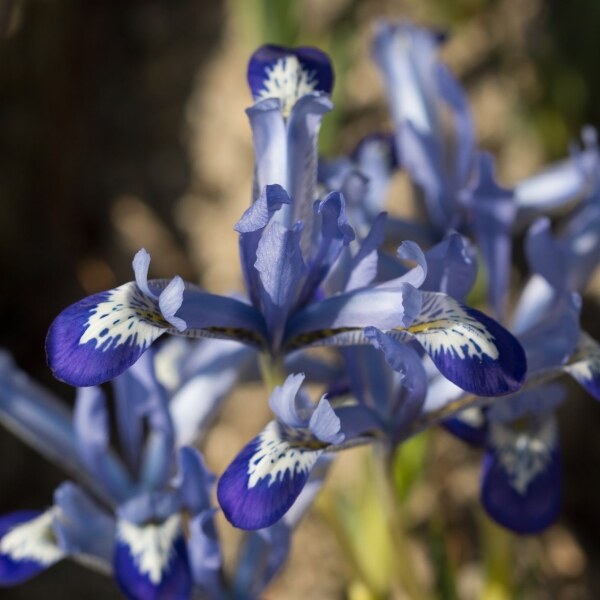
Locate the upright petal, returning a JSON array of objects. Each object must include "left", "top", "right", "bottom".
[
  {"left": 52, "top": 482, "right": 115, "bottom": 566},
  {"left": 255, "top": 220, "right": 306, "bottom": 349},
  {"left": 421, "top": 233, "right": 477, "bottom": 301},
  {"left": 287, "top": 93, "right": 334, "bottom": 252},
  {"left": 402, "top": 292, "right": 526, "bottom": 395},
  {"left": 297, "top": 191, "right": 355, "bottom": 306},
  {"left": 114, "top": 515, "right": 191, "bottom": 600},
  {"left": 74, "top": 386, "right": 135, "bottom": 503},
  {"left": 468, "top": 152, "right": 516, "bottom": 319},
  {"left": 217, "top": 421, "right": 322, "bottom": 530},
  {"left": 0, "top": 509, "right": 64, "bottom": 585}
]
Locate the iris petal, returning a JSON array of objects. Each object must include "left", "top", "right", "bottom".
[
  {"left": 114, "top": 515, "right": 191, "bottom": 600},
  {"left": 403, "top": 292, "right": 526, "bottom": 396},
  {"left": 482, "top": 420, "right": 560, "bottom": 534},
  {"left": 217, "top": 421, "right": 322, "bottom": 530},
  {"left": 46, "top": 283, "right": 168, "bottom": 387},
  {"left": 0, "top": 510, "right": 64, "bottom": 585}
]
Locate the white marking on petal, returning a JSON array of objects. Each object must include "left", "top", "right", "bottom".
[
  {"left": 490, "top": 419, "right": 556, "bottom": 495},
  {"left": 0, "top": 510, "right": 64, "bottom": 566},
  {"left": 117, "top": 514, "right": 181, "bottom": 585},
  {"left": 257, "top": 56, "right": 318, "bottom": 117},
  {"left": 247, "top": 422, "right": 321, "bottom": 489},
  {"left": 405, "top": 293, "right": 499, "bottom": 361},
  {"left": 456, "top": 407, "right": 485, "bottom": 428},
  {"left": 79, "top": 283, "right": 166, "bottom": 351},
  {"left": 565, "top": 332, "right": 600, "bottom": 383}
]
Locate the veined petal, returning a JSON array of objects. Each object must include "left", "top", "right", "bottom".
[
  {"left": 114, "top": 515, "right": 191, "bottom": 600},
  {"left": 564, "top": 332, "right": 600, "bottom": 401},
  {"left": 217, "top": 421, "right": 322, "bottom": 530},
  {"left": 297, "top": 192, "right": 355, "bottom": 306},
  {"left": 344, "top": 212, "right": 387, "bottom": 293},
  {"left": 402, "top": 292, "right": 526, "bottom": 396},
  {"left": 46, "top": 282, "right": 169, "bottom": 386},
  {"left": 246, "top": 101, "right": 288, "bottom": 200},
  {"left": 256, "top": 221, "right": 306, "bottom": 348},
  {"left": 482, "top": 418, "right": 560, "bottom": 534},
  {"left": 283, "top": 283, "right": 422, "bottom": 349},
  {"left": 287, "top": 93, "right": 334, "bottom": 253},
  {"left": 0, "top": 509, "right": 64, "bottom": 585},
  {"left": 248, "top": 45, "right": 334, "bottom": 117}
]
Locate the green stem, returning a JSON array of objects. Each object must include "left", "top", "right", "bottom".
[
  {"left": 373, "top": 446, "right": 431, "bottom": 600},
  {"left": 258, "top": 353, "right": 286, "bottom": 393},
  {"left": 480, "top": 513, "right": 515, "bottom": 600}
]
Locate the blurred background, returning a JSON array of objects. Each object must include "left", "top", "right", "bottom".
[{"left": 1, "top": 0, "right": 600, "bottom": 597}]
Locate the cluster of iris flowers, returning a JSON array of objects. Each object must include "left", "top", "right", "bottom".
[{"left": 1, "top": 19, "right": 600, "bottom": 600}]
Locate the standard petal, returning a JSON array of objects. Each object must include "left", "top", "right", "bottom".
[
  {"left": 525, "top": 218, "right": 566, "bottom": 290},
  {"left": 297, "top": 191, "right": 355, "bottom": 306},
  {"left": 0, "top": 509, "right": 64, "bottom": 585},
  {"left": 52, "top": 482, "right": 115, "bottom": 566},
  {"left": 217, "top": 421, "right": 322, "bottom": 530},
  {"left": 255, "top": 220, "right": 306, "bottom": 348},
  {"left": 482, "top": 419, "right": 561, "bottom": 534},
  {"left": 114, "top": 515, "right": 191, "bottom": 600},
  {"left": 421, "top": 233, "right": 477, "bottom": 301},
  {"left": 246, "top": 101, "right": 288, "bottom": 199},
  {"left": 403, "top": 292, "right": 526, "bottom": 396},
  {"left": 74, "top": 386, "right": 135, "bottom": 503},
  {"left": 287, "top": 93, "right": 334, "bottom": 253},
  {"left": 468, "top": 152, "right": 516, "bottom": 319},
  {"left": 187, "top": 509, "right": 224, "bottom": 600},
  {"left": 176, "top": 447, "right": 215, "bottom": 516}
]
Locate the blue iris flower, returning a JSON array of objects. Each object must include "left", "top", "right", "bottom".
[
  {"left": 360, "top": 21, "right": 600, "bottom": 320},
  {"left": 0, "top": 349, "right": 301, "bottom": 599},
  {"left": 443, "top": 210, "right": 600, "bottom": 533},
  {"left": 46, "top": 44, "right": 526, "bottom": 405}
]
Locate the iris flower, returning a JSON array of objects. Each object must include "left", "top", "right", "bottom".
[
  {"left": 0, "top": 350, "right": 299, "bottom": 599},
  {"left": 47, "top": 46, "right": 526, "bottom": 408}
]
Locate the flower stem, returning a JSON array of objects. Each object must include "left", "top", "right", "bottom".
[
  {"left": 480, "top": 513, "right": 515, "bottom": 600},
  {"left": 373, "top": 445, "right": 431, "bottom": 600},
  {"left": 258, "top": 353, "right": 286, "bottom": 393}
]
